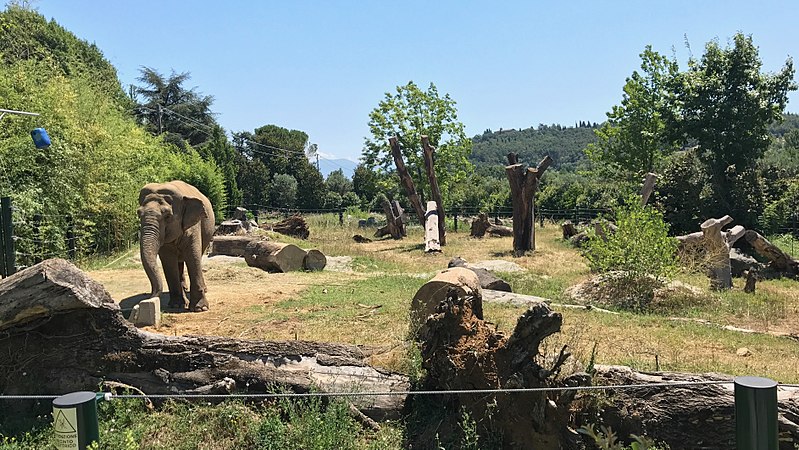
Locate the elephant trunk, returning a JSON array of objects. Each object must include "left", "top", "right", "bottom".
[{"left": 139, "top": 216, "right": 163, "bottom": 298}]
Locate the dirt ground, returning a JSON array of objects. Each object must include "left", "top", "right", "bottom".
[{"left": 90, "top": 256, "right": 364, "bottom": 339}]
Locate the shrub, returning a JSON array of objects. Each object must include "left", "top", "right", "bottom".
[{"left": 583, "top": 198, "right": 678, "bottom": 310}]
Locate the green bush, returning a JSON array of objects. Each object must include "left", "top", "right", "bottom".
[{"left": 583, "top": 198, "right": 678, "bottom": 310}]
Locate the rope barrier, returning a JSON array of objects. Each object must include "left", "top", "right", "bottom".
[{"left": 0, "top": 380, "right": 737, "bottom": 401}]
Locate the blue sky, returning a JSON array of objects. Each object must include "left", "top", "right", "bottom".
[{"left": 35, "top": 1, "right": 799, "bottom": 162}]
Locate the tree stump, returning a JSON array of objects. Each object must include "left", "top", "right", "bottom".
[
  {"left": 562, "top": 221, "right": 578, "bottom": 240},
  {"left": 0, "top": 259, "right": 409, "bottom": 422},
  {"left": 424, "top": 201, "right": 441, "bottom": 253},
  {"left": 214, "top": 220, "right": 248, "bottom": 235},
  {"left": 389, "top": 137, "right": 426, "bottom": 225},
  {"left": 505, "top": 154, "right": 552, "bottom": 256},
  {"left": 272, "top": 215, "right": 310, "bottom": 239},
  {"left": 700, "top": 216, "right": 735, "bottom": 290},
  {"left": 303, "top": 249, "right": 327, "bottom": 271},
  {"left": 744, "top": 269, "right": 757, "bottom": 293},
  {"left": 244, "top": 241, "right": 307, "bottom": 273},
  {"left": 410, "top": 285, "right": 584, "bottom": 449},
  {"left": 375, "top": 198, "right": 404, "bottom": 240}
]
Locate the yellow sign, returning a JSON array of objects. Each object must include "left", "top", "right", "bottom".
[{"left": 53, "top": 407, "right": 79, "bottom": 450}]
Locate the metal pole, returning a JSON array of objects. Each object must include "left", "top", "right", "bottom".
[
  {"left": 52, "top": 391, "right": 100, "bottom": 449},
  {"left": 1, "top": 197, "right": 14, "bottom": 276},
  {"left": 735, "top": 376, "right": 778, "bottom": 449}
]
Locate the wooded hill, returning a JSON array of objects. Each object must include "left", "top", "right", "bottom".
[{"left": 470, "top": 123, "right": 598, "bottom": 170}]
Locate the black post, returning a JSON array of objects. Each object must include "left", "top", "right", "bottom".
[
  {"left": 735, "top": 376, "right": 778, "bottom": 449},
  {"left": 1, "top": 197, "right": 14, "bottom": 276},
  {"left": 66, "top": 215, "right": 76, "bottom": 260},
  {"left": 52, "top": 391, "right": 100, "bottom": 449},
  {"left": 33, "top": 213, "right": 42, "bottom": 264},
  {"left": 338, "top": 208, "right": 344, "bottom": 227},
  {"left": 454, "top": 212, "right": 458, "bottom": 232}
]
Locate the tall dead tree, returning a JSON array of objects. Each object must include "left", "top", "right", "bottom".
[
  {"left": 700, "top": 216, "right": 746, "bottom": 290},
  {"left": 421, "top": 135, "right": 446, "bottom": 245},
  {"left": 389, "top": 137, "right": 425, "bottom": 225},
  {"left": 640, "top": 172, "right": 658, "bottom": 206},
  {"left": 505, "top": 153, "right": 552, "bottom": 256}
]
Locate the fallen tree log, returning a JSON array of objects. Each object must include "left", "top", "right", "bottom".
[
  {"left": 0, "top": 260, "right": 408, "bottom": 422},
  {"left": 410, "top": 267, "right": 483, "bottom": 331},
  {"left": 470, "top": 213, "right": 513, "bottom": 238},
  {"left": 303, "top": 249, "right": 327, "bottom": 271},
  {"left": 244, "top": 241, "right": 307, "bottom": 273},
  {"left": 593, "top": 364, "right": 799, "bottom": 449},
  {"left": 210, "top": 235, "right": 260, "bottom": 257},
  {"left": 447, "top": 257, "right": 511, "bottom": 291},
  {"left": 745, "top": 230, "right": 799, "bottom": 277}
]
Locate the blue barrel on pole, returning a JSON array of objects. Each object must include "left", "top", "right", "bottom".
[{"left": 31, "top": 127, "right": 51, "bottom": 149}]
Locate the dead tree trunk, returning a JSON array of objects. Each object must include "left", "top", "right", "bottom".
[
  {"left": 505, "top": 153, "right": 552, "bottom": 256},
  {"left": 389, "top": 137, "right": 425, "bottom": 225},
  {"left": 421, "top": 135, "right": 446, "bottom": 246},
  {"left": 244, "top": 241, "right": 307, "bottom": 273},
  {"left": 375, "top": 198, "right": 404, "bottom": 240},
  {"left": 409, "top": 279, "right": 585, "bottom": 449},
  {"left": 0, "top": 260, "right": 409, "bottom": 422},
  {"left": 391, "top": 200, "right": 407, "bottom": 237},
  {"left": 745, "top": 230, "right": 799, "bottom": 277},
  {"left": 424, "top": 201, "right": 441, "bottom": 253},
  {"left": 271, "top": 215, "right": 310, "bottom": 239},
  {"left": 700, "top": 216, "right": 735, "bottom": 290},
  {"left": 593, "top": 364, "right": 799, "bottom": 449},
  {"left": 640, "top": 172, "right": 658, "bottom": 206}
]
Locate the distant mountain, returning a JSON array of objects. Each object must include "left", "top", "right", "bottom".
[
  {"left": 470, "top": 123, "right": 599, "bottom": 171},
  {"left": 318, "top": 157, "right": 358, "bottom": 179}
]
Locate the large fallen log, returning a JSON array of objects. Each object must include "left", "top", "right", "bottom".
[
  {"left": 745, "top": 230, "right": 799, "bottom": 277},
  {"left": 409, "top": 267, "right": 483, "bottom": 331},
  {"left": 244, "top": 241, "right": 307, "bottom": 273},
  {"left": 593, "top": 364, "right": 799, "bottom": 449},
  {"left": 470, "top": 213, "right": 513, "bottom": 238},
  {"left": 210, "top": 235, "right": 261, "bottom": 257},
  {"left": 303, "top": 249, "right": 327, "bottom": 271},
  {"left": 447, "top": 257, "right": 511, "bottom": 291},
  {"left": 0, "top": 260, "right": 408, "bottom": 421}
]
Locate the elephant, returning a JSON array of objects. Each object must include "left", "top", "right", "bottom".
[{"left": 138, "top": 180, "right": 215, "bottom": 312}]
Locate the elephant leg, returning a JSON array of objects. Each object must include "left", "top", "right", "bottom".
[
  {"left": 160, "top": 248, "right": 186, "bottom": 309},
  {"left": 184, "top": 236, "right": 209, "bottom": 312},
  {"left": 178, "top": 260, "right": 189, "bottom": 295}
]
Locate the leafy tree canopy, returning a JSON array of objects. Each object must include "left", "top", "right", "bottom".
[{"left": 362, "top": 81, "right": 473, "bottom": 207}]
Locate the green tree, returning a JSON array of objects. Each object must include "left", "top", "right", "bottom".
[
  {"left": 234, "top": 125, "right": 325, "bottom": 209},
  {"left": 352, "top": 163, "right": 381, "bottom": 209},
  {"left": 270, "top": 173, "right": 298, "bottom": 209},
  {"left": 236, "top": 157, "right": 271, "bottom": 208},
  {"left": 587, "top": 47, "right": 679, "bottom": 174},
  {"left": 362, "top": 81, "right": 473, "bottom": 207},
  {"left": 325, "top": 169, "right": 353, "bottom": 196},
  {"left": 132, "top": 67, "right": 217, "bottom": 147},
  {"left": 670, "top": 33, "right": 796, "bottom": 226},
  {"left": 198, "top": 125, "right": 242, "bottom": 215}
]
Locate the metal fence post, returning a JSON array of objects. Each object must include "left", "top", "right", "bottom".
[
  {"left": 52, "top": 391, "right": 100, "bottom": 449},
  {"left": 1, "top": 197, "right": 14, "bottom": 276},
  {"left": 735, "top": 376, "right": 778, "bottom": 449}
]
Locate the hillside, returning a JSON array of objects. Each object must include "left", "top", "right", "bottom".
[{"left": 470, "top": 123, "right": 598, "bottom": 170}]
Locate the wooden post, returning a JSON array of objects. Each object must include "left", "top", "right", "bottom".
[
  {"left": 66, "top": 215, "right": 76, "bottom": 260},
  {"left": 421, "top": 136, "right": 446, "bottom": 246},
  {"left": 338, "top": 208, "right": 344, "bottom": 226},
  {"left": 424, "top": 201, "right": 441, "bottom": 253},
  {"left": 505, "top": 154, "right": 552, "bottom": 256},
  {"left": 0, "top": 197, "right": 14, "bottom": 276},
  {"left": 388, "top": 137, "right": 425, "bottom": 225},
  {"left": 33, "top": 214, "right": 42, "bottom": 264},
  {"left": 640, "top": 172, "right": 658, "bottom": 206},
  {"left": 454, "top": 212, "right": 458, "bottom": 232}
]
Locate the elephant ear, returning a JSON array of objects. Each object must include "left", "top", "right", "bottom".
[{"left": 182, "top": 197, "right": 208, "bottom": 231}]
